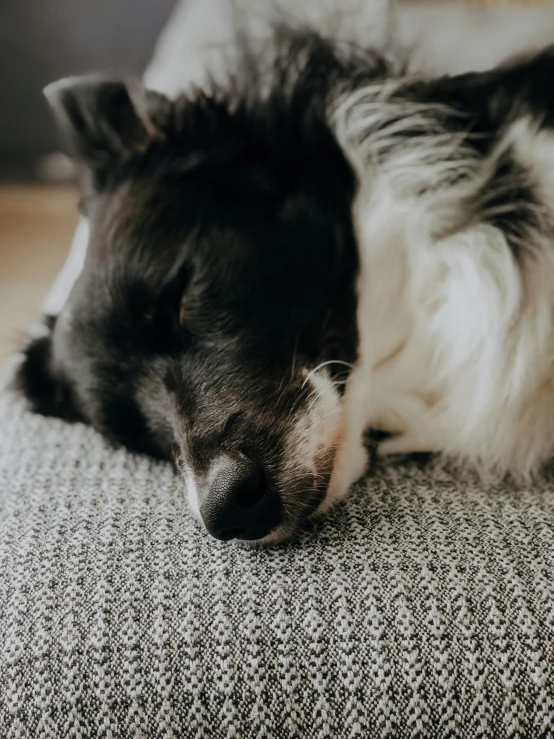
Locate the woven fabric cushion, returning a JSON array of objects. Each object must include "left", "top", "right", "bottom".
[{"left": 1, "top": 387, "right": 553, "bottom": 738}]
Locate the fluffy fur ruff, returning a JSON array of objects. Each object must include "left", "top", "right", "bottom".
[{"left": 331, "top": 57, "right": 554, "bottom": 491}]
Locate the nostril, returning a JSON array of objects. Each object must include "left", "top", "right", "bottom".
[
  {"left": 235, "top": 464, "right": 265, "bottom": 510},
  {"left": 235, "top": 486, "right": 264, "bottom": 510},
  {"left": 218, "top": 527, "right": 247, "bottom": 541}
]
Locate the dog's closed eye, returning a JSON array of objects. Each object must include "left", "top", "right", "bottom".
[
  {"left": 179, "top": 296, "right": 189, "bottom": 329},
  {"left": 156, "top": 264, "right": 192, "bottom": 331}
]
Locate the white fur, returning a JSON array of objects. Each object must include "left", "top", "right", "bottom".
[
  {"left": 327, "top": 84, "right": 554, "bottom": 497},
  {"left": 184, "top": 468, "right": 201, "bottom": 522},
  {"left": 285, "top": 369, "right": 345, "bottom": 516}
]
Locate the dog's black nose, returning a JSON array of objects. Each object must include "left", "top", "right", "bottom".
[{"left": 200, "top": 454, "right": 281, "bottom": 541}]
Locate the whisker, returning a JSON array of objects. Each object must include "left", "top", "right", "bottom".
[
  {"left": 301, "top": 360, "right": 354, "bottom": 390},
  {"left": 291, "top": 335, "right": 300, "bottom": 380}
]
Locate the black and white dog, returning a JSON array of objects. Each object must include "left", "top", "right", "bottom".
[{"left": 16, "top": 27, "right": 554, "bottom": 543}]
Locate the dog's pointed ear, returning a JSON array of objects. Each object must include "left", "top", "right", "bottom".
[
  {"left": 14, "top": 317, "right": 82, "bottom": 423},
  {"left": 44, "top": 76, "right": 165, "bottom": 182}
]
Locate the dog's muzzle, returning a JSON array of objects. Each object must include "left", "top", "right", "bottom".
[{"left": 199, "top": 453, "right": 282, "bottom": 541}]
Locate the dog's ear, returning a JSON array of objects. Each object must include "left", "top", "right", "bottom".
[
  {"left": 44, "top": 75, "right": 166, "bottom": 184},
  {"left": 426, "top": 46, "right": 554, "bottom": 129},
  {"left": 15, "top": 317, "right": 83, "bottom": 423}
]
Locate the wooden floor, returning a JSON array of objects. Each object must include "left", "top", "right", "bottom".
[{"left": 0, "top": 185, "right": 78, "bottom": 364}]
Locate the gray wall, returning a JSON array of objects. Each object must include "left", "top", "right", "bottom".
[{"left": 0, "top": 0, "right": 176, "bottom": 179}]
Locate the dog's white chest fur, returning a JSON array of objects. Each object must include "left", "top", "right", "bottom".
[{"left": 329, "top": 97, "right": 554, "bottom": 499}]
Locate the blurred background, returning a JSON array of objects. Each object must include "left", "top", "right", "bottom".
[
  {"left": 0, "top": 0, "right": 553, "bottom": 366},
  {"left": 0, "top": 0, "right": 175, "bottom": 364}
]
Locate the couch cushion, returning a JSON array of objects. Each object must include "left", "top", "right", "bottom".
[{"left": 1, "top": 388, "right": 553, "bottom": 738}]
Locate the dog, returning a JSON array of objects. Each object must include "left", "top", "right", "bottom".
[{"left": 15, "top": 27, "right": 554, "bottom": 543}]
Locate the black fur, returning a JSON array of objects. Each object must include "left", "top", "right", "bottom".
[
  {"left": 412, "top": 50, "right": 554, "bottom": 257},
  {"left": 17, "top": 31, "right": 554, "bottom": 538},
  {"left": 16, "top": 316, "right": 83, "bottom": 423},
  {"left": 18, "top": 31, "right": 374, "bottom": 535}
]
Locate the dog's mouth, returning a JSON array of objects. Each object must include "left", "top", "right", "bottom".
[{"left": 248, "top": 436, "right": 342, "bottom": 545}]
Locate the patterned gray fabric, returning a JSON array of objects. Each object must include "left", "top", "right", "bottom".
[{"left": 1, "top": 387, "right": 554, "bottom": 738}]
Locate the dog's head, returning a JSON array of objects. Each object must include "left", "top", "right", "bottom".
[{"left": 17, "top": 50, "right": 365, "bottom": 542}]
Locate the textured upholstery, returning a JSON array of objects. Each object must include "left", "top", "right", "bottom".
[
  {"left": 7, "top": 4, "right": 554, "bottom": 736},
  {"left": 1, "top": 388, "right": 553, "bottom": 738}
]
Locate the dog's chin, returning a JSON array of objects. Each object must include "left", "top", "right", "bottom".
[{"left": 240, "top": 524, "right": 296, "bottom": 547}]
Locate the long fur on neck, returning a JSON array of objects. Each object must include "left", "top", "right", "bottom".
[{"left": 332, "top": 66, "right": 554, "bottom": 480}]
